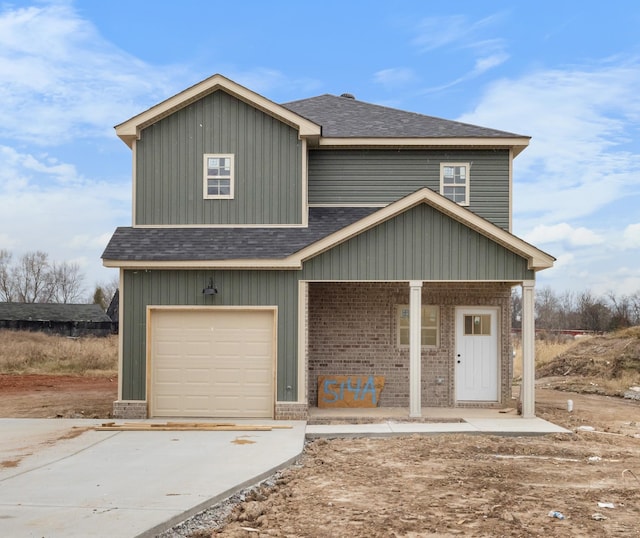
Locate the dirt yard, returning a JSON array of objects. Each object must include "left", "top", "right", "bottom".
[
  {"left": 0, "top": 374, "right": 116, "bottom": 418},
  {"left": 1, "top": 375, "right": 639, "bottom": 537},
  {"left": 204, "top": 387, "right": 640, "bottom": 538}
]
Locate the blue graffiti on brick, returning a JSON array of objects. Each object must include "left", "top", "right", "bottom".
[{"left": 321, "top": 375, "right": 378, "bottom": 405}]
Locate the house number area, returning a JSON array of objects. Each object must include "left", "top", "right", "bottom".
[{"left": 317, "top": 375, "right": 385, "bottom": 408}]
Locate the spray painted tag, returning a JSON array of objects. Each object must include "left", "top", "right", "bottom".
[{"left": 318, "top": 375, "right": 385, "bottom": 408}]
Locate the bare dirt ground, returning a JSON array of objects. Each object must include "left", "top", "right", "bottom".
[
  {"left": 1, "top": 376, "right": 639, "bottom": 537},
  {"left": 205, "top": 387, "right": 640, "bottom": 538},
  {"left": 0, "top": 374, "right": 116, "bottom": 418}
]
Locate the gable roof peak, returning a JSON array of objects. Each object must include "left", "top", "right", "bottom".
[{"left": 115, "top": 73, "right": 320, "bottom": 147}]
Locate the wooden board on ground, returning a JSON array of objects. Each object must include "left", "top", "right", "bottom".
[
  {"left": 318, "top": 375, "right": 385, "bottom": 408},
  {"left": 93, "top": 422, "right": 292, "bottom": 432}
]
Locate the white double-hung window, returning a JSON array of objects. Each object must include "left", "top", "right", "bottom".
[
  {"left": 440, "top": 163, "right": 469, "bottom": 205},
  {"left": 204, "top": 154, "right": 234, "bottom": 199}
]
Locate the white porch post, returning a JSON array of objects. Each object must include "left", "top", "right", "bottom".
[
  {"left": 409, "top": 280, "right": 423, "bottom": 417},
  {"left": 521, "top": 280, "right": 536, "bottom": 418}
]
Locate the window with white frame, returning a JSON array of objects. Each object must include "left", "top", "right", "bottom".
[
  {"left": 440, "top": 163, "right": 469, "bottom": 205},
  {"left": 204, "top": 154, "right": 234, "bottom": 199},
  {"left": 397, "top": 305, "right": 440, "bottom": 347}
]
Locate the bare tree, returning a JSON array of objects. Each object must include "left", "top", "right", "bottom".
[
  {"left": 578, "top": 291, "right": 611, "bottom": 332},
  {"left": 50, "top": 261, "right": 85, "bottom": 303},
  {"left": 631, "top": 291, "right": 640, "bottom": 326},
  {"left": 0, "top": 249, "right": 16, "bottom": 302},
  {"left": 510, "top": 288, "right": 522, "bottom": 329},
  {"left": 535, "top": 286, "right": 561, "bottom": 330},
  {"left": 13, "top": 251, "right": 53, "bottom": 303},
  {"left": 607, "top": 291, "right": 632, "bottom": 330}
]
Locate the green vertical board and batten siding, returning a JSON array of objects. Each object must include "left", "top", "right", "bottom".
[
  {"left": 308, "top": 149, "right": 511, "bottom": 230},
  {"left": 121, "top": 270, "right": 300, "bottom": 401},
  {"left": 135, "top": 90, "right": 303, "bottom": 226},
  {"left": 301, "top": 204, "right": 532, "bottom": 281},
  {"left": 120, "top": 204, "right": 533, "bottom": 402}
]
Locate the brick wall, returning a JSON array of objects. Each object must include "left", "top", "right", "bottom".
[
  {"left": 112, "top": 400, "right": 147, "bottom": 419},
  {"left": 307, "top": 282, "right": 512, "bottom": 408}
]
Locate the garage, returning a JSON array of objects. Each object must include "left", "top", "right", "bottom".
[{"left": 148, "top": 307, "right": 276, "bottom": 418}]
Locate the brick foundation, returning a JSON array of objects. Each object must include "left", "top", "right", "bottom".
[
  {"left": 307, "top": 282, "right": 512, "bottom": 409},
  {"left": 112, "top": 400, "right": 148, "bottom": 419},
  {"left": 275, "top": 402, "right": 308, "bottom": 420}
]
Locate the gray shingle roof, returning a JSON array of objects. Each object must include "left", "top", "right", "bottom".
[
  {"left": 282, "top": 94, "right": 524, "bottom": 139},
  {"left": 0, "top": 303, "right": 111, "bottom": 322},
  {"left": 102, "top": 207, "right": 377, "bottom": 262}
]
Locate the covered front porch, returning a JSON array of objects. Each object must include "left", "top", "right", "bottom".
[{"left": 300, "top": 280, "right": 538, "bottom": 419}]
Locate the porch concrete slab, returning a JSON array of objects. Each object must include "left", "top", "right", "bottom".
[
  {"left": 0, "top": 418, "right": 306, "bottom": 538},
  {"left": 463, "top": 417, "right": 570, "bottom": 434},
  {"left": 387, "top": 422, "right": 476, "bottom": 434},
  {"left": 305, "top": 416, "right": 570, "bottom": 438}
]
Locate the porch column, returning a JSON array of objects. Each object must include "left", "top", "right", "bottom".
[
  {"left": 521, "top": 280, "right": 536, "bottom": 418},
  {"left": 409, "top": 280, "right": 423, "bottom": 417}
]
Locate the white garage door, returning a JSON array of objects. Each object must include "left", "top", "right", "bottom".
[{"left": 150, "top": 308, "right": 275, "bottom": 418}]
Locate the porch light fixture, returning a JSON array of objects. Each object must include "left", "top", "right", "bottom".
[{"left": 202, "top": 278, "right": 218, "bottom": 295}]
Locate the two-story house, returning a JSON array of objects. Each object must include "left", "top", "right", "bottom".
[{"left": 102, "top": 74, "right": 553, "bottom": 421}]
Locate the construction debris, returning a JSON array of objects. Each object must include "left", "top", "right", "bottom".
[{"left": 94, "top": 422, "right": 293, "bottom": 432}]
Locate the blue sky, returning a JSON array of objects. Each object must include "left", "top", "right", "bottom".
[{"left": 1, "top": 0, "right": 640, "bottom": 298}]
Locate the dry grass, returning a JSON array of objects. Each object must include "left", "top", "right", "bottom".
[
  {"left": 512, "top": 336, "right": 577, "bottom": 379},
  {"left": 513, "top": 327, "right": 640, "bottom": 396},
  {"left": 0, "top": 330, "right": 117, "bottom": 376}
]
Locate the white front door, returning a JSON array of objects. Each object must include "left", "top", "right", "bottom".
[{"left": 455, "top": 307, "right": 499, "bottom": 401}]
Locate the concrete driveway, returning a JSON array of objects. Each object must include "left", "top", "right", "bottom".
[{"left": 0, "top": 418, "right": 306, "bottom": 537}]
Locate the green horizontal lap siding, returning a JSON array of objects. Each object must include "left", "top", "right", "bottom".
[
  {"left": 308, "top": 149, "right": 511, "bottom": 230},
  {"left": 135, "top": 90, "right": 302, "bottom": 225},
  {"left": 121, "top": 270, "right": 300, "bottom": 402},
  {"left": 301, "top": 204, "right": 534, "bottom": 281}
]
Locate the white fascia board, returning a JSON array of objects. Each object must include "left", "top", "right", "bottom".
[
  {"left": 115, "top": 74, "right": 320, "bottom": 147},
  {"left": 318, "top": 137, "right": 530, "bottom": 156},
  {"left": 102, "top": 259, "right": 302, "bottom": 270}
]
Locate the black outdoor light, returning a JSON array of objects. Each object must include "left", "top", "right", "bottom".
[{"left": 202, "top": 278, "right": 218, "bottom": 295}]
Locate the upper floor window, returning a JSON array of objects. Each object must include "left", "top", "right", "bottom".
[
  {"left": 204, "top": 154, "right": 234, "bottom": 199},
  {"left": 440, "top": 163, "right": 469, "bottom": 205},
  {"left": 397, "top": 305, "right": 440, "bottom": 347}
]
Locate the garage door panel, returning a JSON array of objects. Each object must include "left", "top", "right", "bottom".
[
  {"left": 184, "top": 369, "right": 211, "bottom": 384},
  {"left": 245, "top": 368, "right": 272, "bottom": 383},
  {"left": 155, "top": 368, "right": 183, "bottom": 384},
  {"left": 151, "top": 309, "right": 274, "bottom": 418}
]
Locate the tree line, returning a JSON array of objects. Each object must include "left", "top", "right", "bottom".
[
  {"left": 0, "top": 250, "right": 117, "bottom": 309},
  {"left": 512, "top": 286, "right": 640, "bottom": 333}
]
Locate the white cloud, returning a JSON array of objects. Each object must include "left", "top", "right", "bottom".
[
  {"left": 0, "top": 145, "right": 129, "bottom": 291},
  {"left": 226, "top": 68, "right": 321, "bottom": 98},
  {"left": 473, "top": 52, "right": 509, "bottom": 75},
  {"left": 373, "top": 68, "right": 416, "bottom": 88},
  {"left": 412, "top": 15, "right": 469, "bottom": 51},
  {"left": 622, "top": 223, "right": 640, "bottom": 249},
  {"left": 411, "top": 13, "right": 509, "bottom": 90},
  {"left": 0, "top": 2, "right": 181, "bottom": 145},
  {"left": 458, "top": 58, "right": 640, "bottom": 225},
  {"left": 524, "top": 223, "right": 604, "bottom": 247}
]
